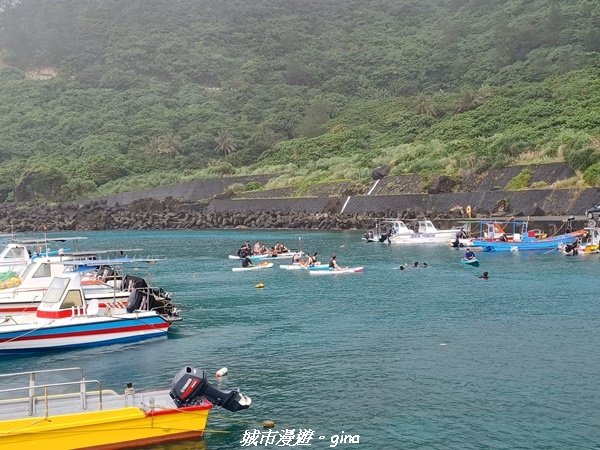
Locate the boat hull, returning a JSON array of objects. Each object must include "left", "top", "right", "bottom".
[
  {"left": 474, "top": 234, "right": 580, "bottom": 252},
  {"left": 390, "top": 231, "right": 458, "bottom": 245},
  {"left": 0, "top": 315, "right": 169, "bottom": 354},
  {"left": 0, "top": 405, "right": 210, "bottom": 450}
]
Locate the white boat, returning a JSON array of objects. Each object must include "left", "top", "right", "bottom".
[
  {"left": 231, "top": 262, "right": 274, "bottom": 272},
  {"left": 0, "top": 236, "right": 88, "bottom": 275},
  {"left": 0, "top": 254, "right": 179, "bottom": 322},
  {"left": 561, "top": 222, "right": 600, "bottom": 255},
  {"left": 309, "top": 267, "right": 364, "bottom": 275},
  {"left": 0, "top": 273, "right": 172, "bottom": 354},
  {"left": 364, "top": 218, "right": 467, "bottom": 245}
]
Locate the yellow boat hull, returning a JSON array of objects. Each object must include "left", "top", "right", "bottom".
[{"left": 0, "top": 405, "right": 210, "bottom": 450}]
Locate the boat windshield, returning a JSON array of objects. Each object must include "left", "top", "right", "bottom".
[{"left": 43, "top": 277, "right": 71, "bottom": 304}]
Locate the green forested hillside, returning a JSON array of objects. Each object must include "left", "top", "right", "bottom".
[{"left": 0, "top": 0, "right": 598, "bottom": 201}]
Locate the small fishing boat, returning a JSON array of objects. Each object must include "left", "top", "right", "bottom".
[
  {"left": 461, "top": 257, "right": 480, "bottom": 267},
  {"left": 0, "top": 256, "right": 179, "bottom": 322},
  {"left": 0, "top": 273, "right": 173, "bottom": 354},
  {"left": 472, "top": 219, "right": 585, "bottom": 252},
  {"left": 0, "top": 236, "right": 88, "bottom": 275},
  {"left": 231, "top": 262, "right": 274, "bottom": 272},
  {"left": 561, "top": 222, "right": 600, "bottom": 255},
  {"left": 309, "top": 267, "right": 364, "bottom": 275},
  {"left": 365, "top": 218, "right": 468, "bottom": 245},
  {"left": 0, "top": 365, "right": 251, "bottom": 449}
]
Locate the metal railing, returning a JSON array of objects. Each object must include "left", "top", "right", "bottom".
[{"left": 0, "top": 367, "right": 103, "bottom": 416}]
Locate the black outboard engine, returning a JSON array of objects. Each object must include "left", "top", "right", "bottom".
[{"left": 169, "top": 366, "right": 251, "bottom": 412}]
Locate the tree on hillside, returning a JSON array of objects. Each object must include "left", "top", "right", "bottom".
[
  {"left": 214, "top": 130, "right": 237, "bottom": 156},
  {"left": 414, "top": 93, "right": 436, "bottom": 116},
  {"left": 144, "top": 133, "right": 181, "bottom": 159}
]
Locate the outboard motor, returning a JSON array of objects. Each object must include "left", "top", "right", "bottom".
[{"left": 169, "top": 366, "right": 251, "bottom": 412}]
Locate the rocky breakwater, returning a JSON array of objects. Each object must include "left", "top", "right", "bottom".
[{"left": 0, "top": 199, "right": 372, "bottom": 233}]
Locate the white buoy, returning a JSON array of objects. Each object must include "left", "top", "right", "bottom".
[{"left": 216, "top": 367, "right": 228, "bottom": 377}]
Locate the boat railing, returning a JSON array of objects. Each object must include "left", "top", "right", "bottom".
[{"left": 0, "top": 367, "right": 103, "bottom": 416}]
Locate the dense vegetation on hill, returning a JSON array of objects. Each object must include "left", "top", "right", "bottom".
[{"left": 0, "top": 0, "right": 598, "bottom": 202}]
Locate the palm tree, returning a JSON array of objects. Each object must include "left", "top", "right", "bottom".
[
  {"left": 144, "top": 133, "right": 181, "bottom": 159},
  {"left": 214, "top": 130, "right": 237, "bottom": 156},
  {"left": 414, "top": 93, "right": 435, "bottom": 116}
]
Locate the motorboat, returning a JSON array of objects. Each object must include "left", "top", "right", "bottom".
[
  {"left": 0, "top": 365, "right": 250, "bottom": 448},
  {"left": 0, "top": 255, "right": 179, "bottom": 322},
  {"left": 561, "top": 221, "right": 600, "bottom": 255},
  {"left": 471, "top": 219, "right": 585, "bottom": 252},
  {"left": 0, "top": 236, "right": 88, "bottom": 275},
  {"left": 0, "top": 273, "right": 174, "bottom": 354},
  {"left": 364, "top": 218, "right": 468, "bottom": 245}
]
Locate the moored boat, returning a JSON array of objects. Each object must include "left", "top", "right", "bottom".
[
  {"left": 0, "top": 255, "right": 179, "bottom": 322},
  {"left": 365, "top": 218, "right": 468, "bottom": 245},
  {"left": 561, "top": 222, "right": 600, "bottom": 255},
  {"left": 472, "top": 219, "right": 585, "bottom": 252},
  {"left": 0, "top": 365, "right": 250, "bottom": 449},
  {"left": 0, "top": 273, "right": 174, "bottom": 354}
]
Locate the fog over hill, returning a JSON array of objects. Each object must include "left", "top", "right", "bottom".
[{"left": 0, "top": 0, "right": 598, "bottom": 203}]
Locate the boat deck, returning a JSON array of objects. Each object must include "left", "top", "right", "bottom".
[{"left": 0, "top": 367, "right": 178, "bottom": 420}]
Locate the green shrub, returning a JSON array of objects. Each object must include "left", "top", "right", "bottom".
[
  {"left": 565, "top": 146, "right": 600, "bottom": 171},
  {"left": 583, "top": 162, "right": 600, "bottom": 186},
  {"left": 506, "top": 169, "right": 533, "bottom": 190},
  {"left": 245, "top": 181, "right": 262, "bottom": 191}
]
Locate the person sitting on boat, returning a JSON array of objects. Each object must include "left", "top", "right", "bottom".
[
  {"left": 253, "top": 241, "right": 262, "bottom": 255},
  {"left": 499, "top": 234, "right": 508, "bottom": 242},
  {"left": 241, "top": 257, "right": 253, "bottom": 268},
  {"left": 465, "top": 248, "right": 476, "bottom": 260}
]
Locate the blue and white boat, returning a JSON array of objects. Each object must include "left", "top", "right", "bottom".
[
  {"left": 471, "top": 220, "right": 585, "bottom": 252},
  {"left": 0, "top": 273, "right": 171, "bottom": 354}
]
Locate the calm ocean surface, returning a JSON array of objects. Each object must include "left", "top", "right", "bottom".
[{"left": 3, "top": 229, "right": 599, "bottom": 449}]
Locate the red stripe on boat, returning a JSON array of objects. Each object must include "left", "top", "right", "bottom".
[{"left": 0, "top": 323, "right": 169, "bottom": 342}]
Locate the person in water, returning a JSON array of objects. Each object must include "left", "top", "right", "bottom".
[
  {"left": 241, "top": 256, "right": 253, "bottom": 268},
  {"left": 465, "top": 248, "right": 476, "bottom": 260},
  {"left": 479, "top": 271, "right": 489, "bottom": 279}
]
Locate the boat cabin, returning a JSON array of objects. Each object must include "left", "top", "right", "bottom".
[
  {"left": 36, "top": 275, "right": 96, "bottom": 319},
  {"left": 416, "top": 220, "right": 439, "bottom": 234}
]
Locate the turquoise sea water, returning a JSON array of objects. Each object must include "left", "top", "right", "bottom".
[{"left": 3, "top": 230, "right": 599, "bottom": 449}]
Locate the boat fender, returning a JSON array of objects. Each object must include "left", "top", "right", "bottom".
[{"left": 216, "top": 367, "right": 228, "bottom": 377}]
